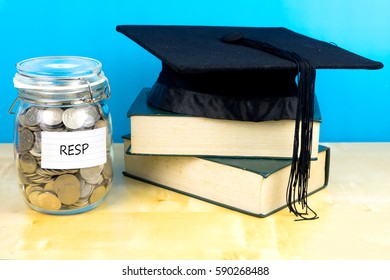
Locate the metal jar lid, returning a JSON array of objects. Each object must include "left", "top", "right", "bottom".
[{"left": 12, "top": 56, "right": 111, "bottom": 105}]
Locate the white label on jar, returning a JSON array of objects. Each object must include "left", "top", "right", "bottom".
[{"left": 41, "top": 127, "right": 107, "bottom": 169}]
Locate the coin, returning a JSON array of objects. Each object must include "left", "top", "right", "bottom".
[
  {"left": 62, "top": 107, "right": 85, "bottom": 130},
  {"left": 29, "top": 149, "right": 41, "bottom": 158},
  {"left": 80, "top": 182, "right": 94, "bottom": 199},
  {"left": 38, "top": 168, "right": 78, "bottom": 176},
  {"left": 28, "top": 190, "right": 42, "bottom": 206},
  {"left": 80, "top": 165, "right": 104, "bottom": 180},
  {"left": 39, "top": 122, "right": 64, "bottom": 132},
  {"left": 71, "top": 198, "right": 89, "bottom": 208},
  {"left": 19, "top": 153, "right": 37, "bottom": 174},
  {"left": 25, "top": 185, "right": 44, "bottom": 196},
  {"left": 89, "top": 185, "right": 106, "bottom": 204},
  {"left": 43, "top": 181, "right": 58, "bottom": 194},
  {"left": 37, "top": 192, "right": 62, "bottom": 211},
  {"left": 18, "top": 128, "right": 35, "bottom": 151},
  {"left": 31, "top": 131, "right": 42, "bottom": 153},
  {"left": 41, "top": 108, "right": 64, "bottom": 126},
  {"left": 23, "top": 106, "right": 42, "bottom": 127},
  {"left": 26, "top": 173, "right": 52, "bottom": 184},
  {"left": 54, "top": 174, "right": 81, "bottom": 205},
  {"left": 26, "top": 125, "right": 41, "bottom": 132},
  {"left": 17, "top": 113, "right": 27, "bottom": 127},
  {"left": 82, "top": 106, "right": 100, "bottom": 127},
  {"left": 85, "top": 174, "right": 103, "bottom": 185}
]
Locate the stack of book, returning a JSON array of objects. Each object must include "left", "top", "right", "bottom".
[{"left": 122, "top": 88, "right": 330, "bottom": 217}]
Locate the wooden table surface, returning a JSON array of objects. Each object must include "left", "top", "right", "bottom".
[{"left": 1, "top": 143, "right": 389, "bottom": 260}]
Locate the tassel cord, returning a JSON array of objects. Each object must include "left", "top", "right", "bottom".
[{"left": 222, "top": 33, "right": 318, "bottom": 220}]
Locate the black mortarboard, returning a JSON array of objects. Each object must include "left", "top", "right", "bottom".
[{"left": 116, "top": 25, "right": 383, "bottom": 219}]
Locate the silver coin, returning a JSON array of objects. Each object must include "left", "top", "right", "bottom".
[
  {"left": 18, "top": 128, "right": 35, "bottom": 151},
  {"left": 41, "top": 108, "right": 64, "bottom": 126},
  {"left": 82, "top": 106, "right": 101, "bottom": 128},
  {"left": 23, "top": 107, "right": 42, "bottom": 127},
  {"left": 26, "top": 125, "right": 41, "bottom": 132},
  {"left": 39, "top": 122, "right": 64, "bottom": 132},
  {"left": 80, "top": 165, "right": 104, "bottom": 180},
  {"left": 17, "top": 114, "right": 27, "bottom": 127},
  {"left": 31, "top": 131, "right": 42, "bottom": 153},
  {"left": 34, "top": 131, "right": 41, "bottom": 144},
  {"left": 80, "top": 182, "right": 94, "bottom": 199},
  {"left": 62, "top": 107, "right": 86, "bottom": 130},
  {"left": 29, "top": 148, "right": 41, "bottom": 158},
  {"left": 85, "top": 174, "right": 103, "bottom": 185}
]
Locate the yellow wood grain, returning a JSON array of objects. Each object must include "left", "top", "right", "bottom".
[{"left": 0, "top": 143, "right": 389, "bottom": 260}]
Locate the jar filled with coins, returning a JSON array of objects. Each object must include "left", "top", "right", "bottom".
[{"left": 11, "top": 56, "right": 113, "bottom": 214}]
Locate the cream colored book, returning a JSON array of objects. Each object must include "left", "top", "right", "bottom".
[
  {"left": 123, "top": 136, "right": 330, "bottom": 217},
  {"left": 128, "top": 88, "right": 321, "bottom": 158}
]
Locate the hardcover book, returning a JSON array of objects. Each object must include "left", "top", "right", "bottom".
[
  {"left": 122, "top": 135, "right": 330, "bottom": 217},
  {"left": 128, "top": 88, "right": 322, "bottom": 158}
]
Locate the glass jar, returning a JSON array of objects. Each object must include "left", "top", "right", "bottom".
[{"left": 11, "top": 56, "right": 113, "bottom": 214}]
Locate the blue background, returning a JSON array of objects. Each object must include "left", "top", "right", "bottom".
[{"left": 0, "top": 0, "right": 389, "bottom": 143}]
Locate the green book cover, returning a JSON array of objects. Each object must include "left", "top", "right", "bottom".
[{"left": 122, "top": 134, "right": 330, "bottom": 217}]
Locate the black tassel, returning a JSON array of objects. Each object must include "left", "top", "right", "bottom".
[{"left": 222, "top": 32, "right": 318, "bottom": 220}]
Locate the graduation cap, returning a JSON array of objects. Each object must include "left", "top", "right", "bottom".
[{"left": 116, "top": 25, "right": 383, "bottom": 220}]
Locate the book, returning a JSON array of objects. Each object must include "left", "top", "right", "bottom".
[
  {"left": 122, "top": 135, "right": 330, "bottom": 217},
  {"left": 127, "top": 88, "right": 322, "bottom": 158}
]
